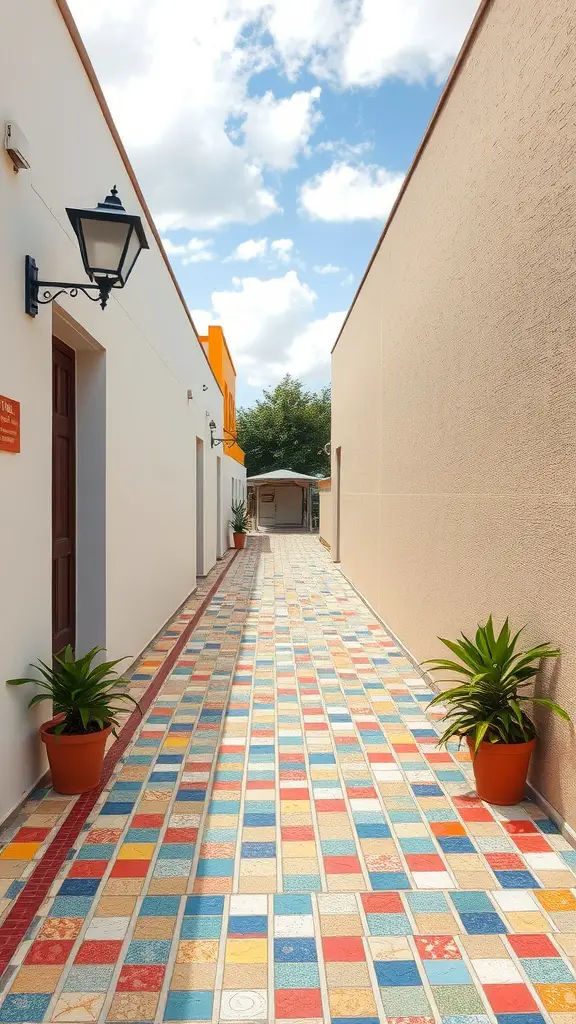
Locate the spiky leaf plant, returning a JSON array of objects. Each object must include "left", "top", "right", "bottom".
[
  {"left": 424, "top": 617, "right": 569, "bottom": 753},
  {"left": 7, "top": 645, "right": 140, "bottom": 736},
  {"left": 230, "top": 500, "right": 251, "bottom": 534}
]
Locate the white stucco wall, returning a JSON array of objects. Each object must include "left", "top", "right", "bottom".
[
  {"left": 0, "top": 0, "right": 227, "bottom": 819},
  {"left": 222, "top": 457, "right": 247, "bottom": 551}
]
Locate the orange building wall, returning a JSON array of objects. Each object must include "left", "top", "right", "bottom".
[{"left": 200, "top": 326, "right": 245, "bottom": 466}]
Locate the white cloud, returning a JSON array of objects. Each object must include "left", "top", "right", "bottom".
[
  {"left": 68, "top": 0, "right": 478, "bottom": 230},
  {"left": 190, "top": 309, "right": 213, "bottom": 335},
  {"left": 241, "top": 87, "right": 322, "bottom": 170},
  {"left": 198, "top": 271, "right": 343, "bottom": 385},
  {"left": 341, "top": 0, "right": 480, "bottom": 87},
  {"left": 300, "top": 161, "right": 404, "bottom": 221},
  {"left": 161, "top": 236, "right": 216, "bottom": 264},
  {"left": 227, "top": 238, "right": 269, "bottom": 261},
  {"left": 314, "top": 263, "right": 341, "bottom": 274},
  {"left": 260, "top": 0, "right": 479, "bottom": 86},
  {"left": 271, "top": 239, "right": 294, "bottom": 263},
  {"left": 341, "top": 272, "right": 355, "bottom": 287}
]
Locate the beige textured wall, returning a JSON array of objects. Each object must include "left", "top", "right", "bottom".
[
  {"left": 319, "top": 488, "right": 333, "bottom": 551},
  {"left": 332, "top": 0, "right": 576, "bottom": 826}
]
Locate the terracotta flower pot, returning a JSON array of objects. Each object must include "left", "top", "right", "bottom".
[
  {"left": 40, "top": 716, "right": 112, "bottom": 794},
  {"left": 233, "top": 532, "right": 246, "bottom": 549},
  {"left": 466, "top": 735, "right": 536, "bottom": 805}
]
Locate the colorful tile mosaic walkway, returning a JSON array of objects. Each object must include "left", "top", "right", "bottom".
[{"left": 1, "top": 534, "right": 576, "bottom": 1022}]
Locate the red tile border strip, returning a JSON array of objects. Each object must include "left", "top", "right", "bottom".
[{"left": 0, "top": 551, "right": 239, "bottom": 977}]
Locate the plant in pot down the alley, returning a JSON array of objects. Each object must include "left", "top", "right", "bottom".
[
  {"left": 7, "top": 645, "right": 140, "bottom": 795},
  {"left": 230, "top": 499, "right": 251, "bottom": 549},
  {"left": 424, "top": 616, "right": 570, "bottom": 805}
]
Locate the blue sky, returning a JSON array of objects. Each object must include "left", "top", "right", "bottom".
[{"left": 69, "top": 0, "right": 478, "bottom": 407}]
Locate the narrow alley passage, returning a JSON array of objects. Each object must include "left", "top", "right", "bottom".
[{"left": 1, "top": 535, "right": 576, "bottom": 1023}]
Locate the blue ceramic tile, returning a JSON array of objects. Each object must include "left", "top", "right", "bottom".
[
  {"left": 274, "top": 937, "right": 318, "bottom": 962},
  {"left": 164, "top": 991, "right": 214, "bottom": 1021},
  {"left": 184, "top": 895, "right": 225, "bottom": 915},
  {"left": 374, "top": 960, "right": 422, "bottom": 986},
  {"left": 180, "top": 916, "right": 222, "bottom": 939},
  {"left": 274, "top": 895, "right": 312, "bottom": 915},
  {"left": 0, "top": 995, "right": 51, "bottom": 1022},
  {"left": 423, "top": 960, "right": 471, "bottom": 984}
]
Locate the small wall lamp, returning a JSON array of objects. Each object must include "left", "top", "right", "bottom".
[
  {"left": 25, "top": 186, "right": 149, "bottom": 316},
  {"left": 209, "top": 420, "right": 238, "bottom": 449}
]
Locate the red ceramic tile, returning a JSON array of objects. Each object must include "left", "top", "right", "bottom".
[
  {"left": 75, "top": 940, "right": 124, "bottom": 964},
  {"left": 110, "top": 860, "right": 149, "bottom": 878},
  {"left": 483, "top": 984, "right": 538, "bottom": 1013},
  {"left": 485, "top": 853, "right": 525, "bottom": 871},
  {"left": 13, "top": 828, "right": 51, "bottom": 843},
  {"left": 25, "top": 939, "right": 74, "bottom": 965},
  {"left": 117, "top": 964, "right": 166, "bottom": 991},
  {"left": 405, "top": 854, "right": 445, "bottom": 872},
  {"left": 164, "top": 828, "right": 198, "bottom": 843},
  {"left": 361, "top": 892, "right": 403, "bottom": 914},
  {"left": 282, "top": 826, "right": 314, "bottom": 841},
  {"left": 315, "top": 799, "right": 347, "bottom": 812},
  {"left": 415, "top": 936, "right": 461, "bottom": 960},
  {"left": 429, "top": 822, "right": 466, "bottom": 837},
  {"left": 69, "top": 860, "right": 108, "bottom": 878},
  {"left": 346, "top": 787, "right": 377, "bottom": 799},
  {"left": 86, "top": 828, "right": 123, "bottom": 844},
  {"left": 280, "top": 788, "right": 310, "bottom": 801},
  {"left": 459, "top": 806, "right": 493, "bottom": 822},
  {"left": 324, "top": 856, "right": 362, "bottom": 874},
  {"left": 322, "top": 936, "right": 365, "bottom": 961},
  {"left": 508, "top": 934, "right": 560, "bottom": 958},
  {"left": 367, "top": 753, "right": 395, "bottom": 763},
  {"left": 275, "top": 988, "right": 322, "bottom": 1019},
  {"left": 502, "top": 820, "right": 538, "bottom": 834},
  {"left": 512, "top": 834, "right": 551, "bottom": 852},
  {"left": 425, "top": 752, "right": 452, "bottom": 762}
]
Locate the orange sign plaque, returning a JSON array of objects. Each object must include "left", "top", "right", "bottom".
[{"left": 0, "top": 395, "right": 20, "bottom": 453}]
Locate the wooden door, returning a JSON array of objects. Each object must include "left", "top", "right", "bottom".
[{"left": 52, "top": 338, "right": 76, "bottom": 655}]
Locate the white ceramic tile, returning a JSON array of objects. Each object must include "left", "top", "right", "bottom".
[
  {"left": 472, "top": 958, "right": 522, "bottom": 984},
  {"left": 229, "top": 894, "right": 268, "bottom": 915},
  {"left": 274, "top": 914, "right": 315, "bottom": 937},
  {"left": 219, "top": 988, "right": 268, "bottom": 1020},
  {"left": 317, "top": 892, "right": 358, "bottom": 914},
  {"left": 491, "top": 890, "right": 538, "bottom": 912},
  {"left": 412, "top": 871, "right": 454, "bottom": 889},
  {"left": 85, "top": 916, "right": 130, "bottom": 940},
  {"left": 524, "top": 852, "right": 566, "bottom": 871}
]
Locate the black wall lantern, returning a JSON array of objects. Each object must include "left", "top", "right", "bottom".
[
  {"left": 25, "top": 186, "right": 149, "bottom": 316},
  {"left": 209, "top": 419, "right": 239, "bottom": 449}
]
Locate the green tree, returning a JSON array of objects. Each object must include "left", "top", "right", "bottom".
[{"left": 237, "top": 375, "right": 331, "bottom": 477}]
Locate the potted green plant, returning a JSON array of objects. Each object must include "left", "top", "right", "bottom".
[
  {"left": 424, "top": 616, "right": 570, "bottom": 805},
  {"left": 230, "top": 499, "right": 250, "bottom": 549},
  {"left": 7, "top": 645, "right": 140, "bottom": 795}
]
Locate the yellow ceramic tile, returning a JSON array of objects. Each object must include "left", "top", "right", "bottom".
[
  {"left": 117, "top": 843, "right": 155, "bottom": 860},
  {"left": 225, "top": 938, "right": 268, "bottom": 963},
  {"left": 536, "top": 984, "right": 576, "bottom": 1011},
  {"left": 536, "top": 890, "right": 576, "bottom": 912},
  {"left": 0, "top": 842, "right": 42, "bottom": 860}
]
